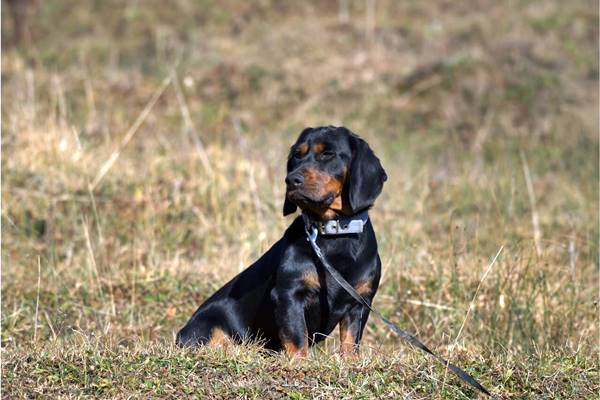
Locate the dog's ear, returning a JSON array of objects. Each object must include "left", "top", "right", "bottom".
[
  {"left": 283, "top": 197, "right": 297, "bottom": 216},
  {"left": 347, "top": 135, "right": 387, "bottom": 213},
  {"left": 283, "top": 151, "right": 298, "bottom": 216}
]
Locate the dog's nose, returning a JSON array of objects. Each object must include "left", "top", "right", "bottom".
[{"left": 285, "top": 173, "right": 304, "bottom": 188}]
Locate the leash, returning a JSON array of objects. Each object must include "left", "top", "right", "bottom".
[{"left": 304, "top": 223, "right": 491, "bottom": 396}]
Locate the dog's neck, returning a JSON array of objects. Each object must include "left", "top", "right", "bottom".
[
  {"left": 301, "top": 210, "right": 369, "bottom": 236},
  {"left": 300, "top": 191, "right": 354, "bottom": 221}
]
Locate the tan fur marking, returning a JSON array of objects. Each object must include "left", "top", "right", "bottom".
[
  {"left": 339, "top": 318, "right": 356, "bottom": 355},
  {"left": 302, "top": 167, "right": 333, "bottom": 192},
  {"left": 323, "top": 176, "right": 343, "bottom": 196},
  {"left": 320, "top": 208, "right": 340, "bottom": 220},
  {"left": 328, "top": 195, "right": 343, "bottom": 211},
  {"left": 207, "top": 327, "right": 230, "bottom": 347},
  {"left": 302, "top": 168, "right": 344, "bottom": 216},
  {"left": 327, "top": 168, "right": 349, "bottom": 214},
  {"left": 302, "top": 271, "right": 320, "bottom": 289},
  {"left": 313, "top": 143, "right": 325, "bottom": 154},
  {"left": 281, "top": 334, "right": 308, "bottom": 357},
  {"left": 354, "top": 279, "right": 373, "bottom": 296},
  {"left": 297, "top": 143, "right": 308, "bottom": 156},
  {"left": 298, "top": 166, "right": 350, "bottom": 220}
]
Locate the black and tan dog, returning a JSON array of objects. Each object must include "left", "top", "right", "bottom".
[{"left": 177, "top": 126, "right": 387, "bottom": 356}]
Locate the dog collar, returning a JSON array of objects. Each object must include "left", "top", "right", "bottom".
[{"left": 301, "top": 210, "right": 369, "bottom": 236}]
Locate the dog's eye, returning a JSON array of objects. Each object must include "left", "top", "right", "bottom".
[
  {"left": 293, "top": 151, "right": 303, "bottom": 159},
  {"left": 320, "top": 151, "right": 336, "bottom": 159}
]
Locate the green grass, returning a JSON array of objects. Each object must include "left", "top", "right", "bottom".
[
  {"left": 2, "top": 0, "right": 599, "bottom": 398},
  {"left": 3, "top": 340, "right": 596, "bottom": 399}
]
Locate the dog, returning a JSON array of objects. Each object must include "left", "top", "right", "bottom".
[{"left": 176, "top": 126, "right": 387, "bottom": 356}]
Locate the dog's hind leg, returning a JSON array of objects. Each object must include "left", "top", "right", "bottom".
[{"left": 176, "top": 316, "right": 230, "bottom": 348}]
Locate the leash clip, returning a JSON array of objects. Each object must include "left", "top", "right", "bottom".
[{"left": 305, "top": 224, "right": 319, "bottom": 243}]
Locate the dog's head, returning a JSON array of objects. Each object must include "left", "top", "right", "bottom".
[{"left": 283, "top": 126, "right": 387, "bottom": 220}]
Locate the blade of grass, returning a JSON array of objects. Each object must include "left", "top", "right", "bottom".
[
  {"left": 91, "top": 71, "right": 174, "bottom": 190},
  {"left": 33, "top": 256, "right": 41, "bottom": 342},
  {"left": 441, "top": 245, "right": 503, "bottom": 395},
  {"left": 520, "top": 151, "right": 542, "bottom": 257},
  {"left": 172, "top": 70, "right": 213, "bottom": 177}
]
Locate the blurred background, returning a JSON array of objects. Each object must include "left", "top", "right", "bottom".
[{"left": 2, "top": 0, "right": 598, "bottom": 397}]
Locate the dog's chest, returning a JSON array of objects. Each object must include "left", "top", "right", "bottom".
[{"left": 302, "top": 258, "right": 363, "bottom": 335}]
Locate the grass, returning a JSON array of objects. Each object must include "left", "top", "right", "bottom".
[
  {"left": 2, "top": 0, "right": 599, "bottom": 398},
  {"left": 3, "top": 341, "right": 596, "bottom": 399}
]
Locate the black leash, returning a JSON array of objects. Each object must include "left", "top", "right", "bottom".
[{"left": 304, "top": 224, "right": 491, "bottom": 396}]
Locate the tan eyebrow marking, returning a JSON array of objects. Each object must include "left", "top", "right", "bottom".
[
  {"left": 313, "top": 143, "right": 325, "bottom": 154},
  {"left": 297, "top": 143, "right": 308, "bottom": 156}
]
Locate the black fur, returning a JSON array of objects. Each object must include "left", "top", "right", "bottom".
[{"left": 177, "top": 126, "right": 386, "bottom": 354}]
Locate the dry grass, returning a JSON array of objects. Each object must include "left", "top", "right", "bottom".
[{"left": 2, "top": 1, "right": 598, "bottom": 398}]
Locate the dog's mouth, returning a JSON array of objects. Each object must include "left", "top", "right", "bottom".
[{"left": 286, "top": 189, "right": 336, "bottom": 207}]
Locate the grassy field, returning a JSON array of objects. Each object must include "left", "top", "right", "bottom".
[{"left": 2, "top": 1, "right": 598, "bottom": 398}]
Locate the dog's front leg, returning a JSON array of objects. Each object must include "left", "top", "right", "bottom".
[
  {"left": 339, "top": 303, "right": 372, "bottom": 357},
  {"left": 273, "top": 289, "right": 308, "bottom": 357}
]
